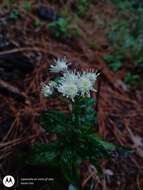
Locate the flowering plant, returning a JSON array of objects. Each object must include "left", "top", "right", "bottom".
[
  {"left": 27, "top": 58, "right": 115, "bottom": 189},
  {"left": 41, "top": 57, "right": 99, "bottom": 101}
]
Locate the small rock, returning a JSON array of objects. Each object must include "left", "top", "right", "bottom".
[
  {"left": 36, "top": 6, "right": 59, "bottom": 21},
  {"left": 103, "top": 169, "right": 114, "bottom": 176}
]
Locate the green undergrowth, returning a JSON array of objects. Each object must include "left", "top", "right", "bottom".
[
  {"left": 48, "top": 18, "right": 80, "bottom": 40},
  {"left": 19, "top": 97, "right": 117, "bottom": 189},
  {"left": 75, "top": 0, "right": 94, "bottom": 17},
  {"left": 124, "top": 72, "right": 140, "bottom": 85},
  {"left": 103, "top": 54, "right": 123, "bottom": 72},
  {"left": 106, "top": 0, "right": 143, "bottom": 85},
  {"left": 110, "top": 0, "right": 143, "bottom": 11}
]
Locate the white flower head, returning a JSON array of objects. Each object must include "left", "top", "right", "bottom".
[
  {"left": 57, "top": 81, "right": 78, "bottom": 101},
  {"left": 49, "top": 57, "right": 70, "bottom": 73},
  {"left": 61, "top": 70, "right": 79, "bottom": 83},
  {"left": 48, "top": 81, "right": 57, "bottom": 88},
  {"left": 82, "top": 70, "right": 100, "bottom": 84},
  {"left": 41, "top": 83, "right": 53, "bottom": 97},
  {"left": 77, "top": 75, "right": 96, "bottom": 97}
]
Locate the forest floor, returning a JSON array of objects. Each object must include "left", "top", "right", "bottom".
[{"left": 0, "top": 0, "right": 143, "bottom": 190}]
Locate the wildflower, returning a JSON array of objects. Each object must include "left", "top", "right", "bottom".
[
  {"left": 41, "top": 83, "right": 53, "bottom": 97},
  {"left": 77, "top": 75, "right": 96, "bottom": 96},
  {"left": 49, "top": 57, "right": 69, "bottom": 73},
  {"left": 82, "top": 70, "right": 99, "bottom": 84},
  {"left": 48, "top": 81, "right": 57, "bottom": 88},
  {"left": 61, "top": 70, "right": 79, "bottom": 83},
  {"left": 57, "top": 81, "right": 78, "bottom": 101}
]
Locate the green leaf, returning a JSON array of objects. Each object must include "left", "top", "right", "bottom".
[
  {"left": 94, "top": 135, "right": 116, "bottom": 150},
  {"left": 33, "top": 19, "right": 43, "bottom": 28},
  {"left": 72, "top": 97, "right": 96, "bottom": 127},
  {"left": 20, "top": 97, "right": 121, "bottom": 188},
  {"left": 103, "top": 54, "right": 123, "bottom": 71},
  {"left": 27, "top": 143, "right": 59, "bottom": 166},
  {"left": 124, "top": 72, "right": 140, "bottom": 85},
  {"left": 60, "top": 149, "right": 80, "bottom": 185},
  {"left": 4, "top": 0, "right": 16, "bottom": 5},
  {"left": 48, "top": 18, "right": 79, "bottom": 39},
  {"left": 109, "top": 61, "right": 122, "bottom": 71},
  {"left": 103, "top": 55, "right": 115, "bottom": 63},
  {"left": 40, "top": 109, "right": 67, "bottom": 134},
  {"left": 9, "top": 9, "right": 20, "bottom": 20},
  {"left": 22, "top": 1, "right": 32, "bottom": 11}
]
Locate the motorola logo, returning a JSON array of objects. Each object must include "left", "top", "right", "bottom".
[{"left": 3, "top": 175, "right": 15, "bottom": 188}]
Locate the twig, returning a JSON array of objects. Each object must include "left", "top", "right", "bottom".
[
  {"left": 0, "top": 80, "right": 26, "bottom": 102},
  {"left": 95, "top": 70, "right": 102, "bottom": 112}
]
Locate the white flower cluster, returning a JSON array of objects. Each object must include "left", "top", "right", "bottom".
[
  {"left": 41, "top": 81, "right": 57, "bottom": 97},
  {"left": 41, "top": 58, "right": 99, "bottom": 101},
  {"left": 49, "top": 57, "right": 70, "bottom": 73}
]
